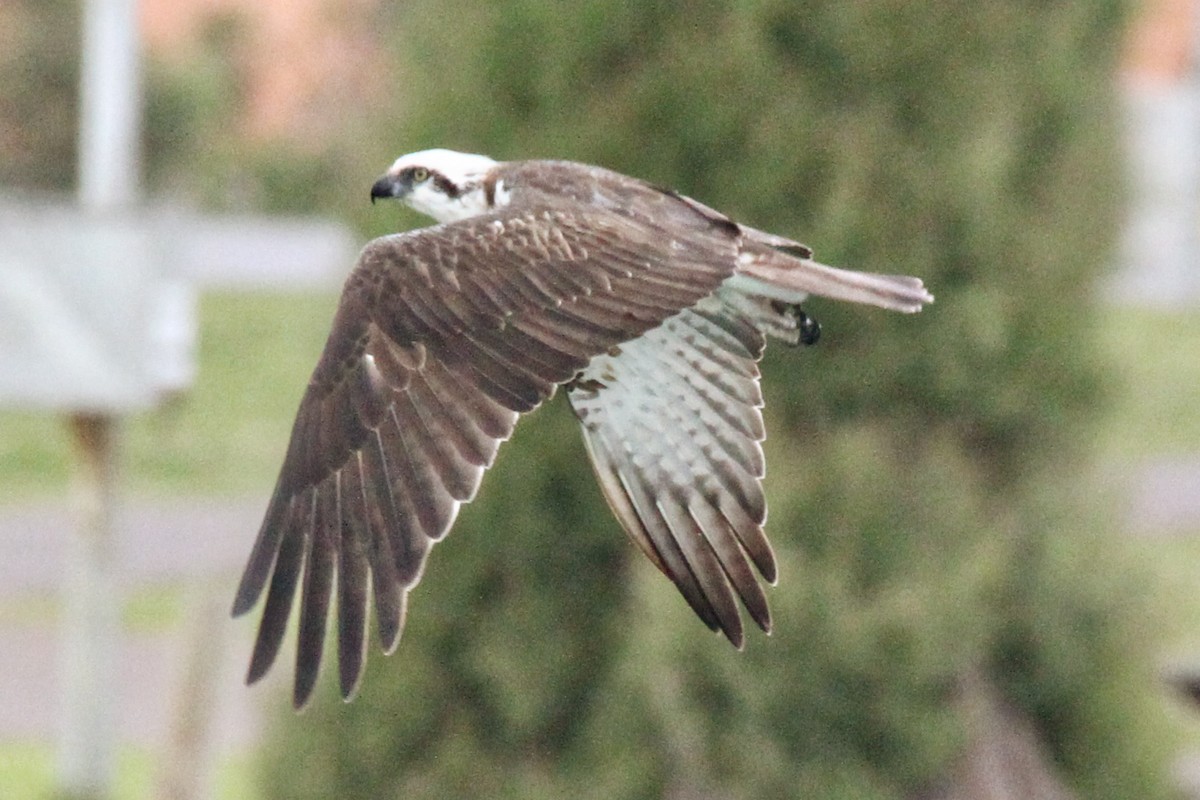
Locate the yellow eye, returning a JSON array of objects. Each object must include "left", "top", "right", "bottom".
[{"left": 411, "top": 167, "right": 429, "bottom": 182}]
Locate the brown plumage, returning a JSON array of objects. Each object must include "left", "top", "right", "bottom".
[{"left": 232, "top": 151, "right": 933, "bottom": 707}]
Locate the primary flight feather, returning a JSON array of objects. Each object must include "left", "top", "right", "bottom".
[{"left": 232, "top": 149, "right": 933, "bottom": 707}]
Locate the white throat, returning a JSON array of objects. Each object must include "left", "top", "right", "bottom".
[{"left": 407, "top": 181, "right": 491, "bottom": 223}]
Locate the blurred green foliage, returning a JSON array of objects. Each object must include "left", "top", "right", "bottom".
[
  {"left": 0, "top": 0, "right": 79, "bottom": 190},
  {"left": 142, "top": 12, "right": 250, "bottom": 203},
  {"left": 252, "top": 2, "right": 1169, "bottom": 799}
]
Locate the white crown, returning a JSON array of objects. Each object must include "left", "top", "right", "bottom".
[{"left": 388, "top": 149, "right": 498, "bottom": 179}]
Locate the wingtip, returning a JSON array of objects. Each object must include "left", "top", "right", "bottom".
[
  {"left": 245, "top": 657, "right": 271, "bottom": 688},
  {"left": 757, "top": 553, "right": 779, "bottom": 587},
  {"left": 245, "top": 612, "right": 288, "bottom": 688},
  {"left": 231, "top": 557, "right": 271, "bottom": 617},
  {"left": 376, "top": 592, "right": 409, "bottom": 656},
  {"left": 723, "top": 625, "right": 746, "bottom": 651},
  {"left": 749, "top": 603, "right": 773, "bottom": 635},
  {"left": 230, "top": 590, "right": 256, "bottom": 619},
  {"left": 291, "top": 655, "right": 323, "bottom": 710},
  {"left": 340, "top": 678, "right": 363, "bottom": 704},
  {"left": 293, "top": 680, "right": 317, "bottom": 711},
  {"left": 339, "top": 653, "right": 366, "bottom": 702}
]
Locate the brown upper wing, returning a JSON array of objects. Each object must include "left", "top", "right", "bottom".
[{"left": 231, "top": 204, "right": 739, "bottom": 707}]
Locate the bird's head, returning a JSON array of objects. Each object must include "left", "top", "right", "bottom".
[{"left": 370, "top": 149, "right": 501, "bottom": 223}]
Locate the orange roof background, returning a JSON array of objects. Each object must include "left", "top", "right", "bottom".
[
  {"left": 1124, "top": 0, "right": 1197, "bottom": 83},
  {"left": 140, "top": 0, "right": 385, "bottom": 139}
]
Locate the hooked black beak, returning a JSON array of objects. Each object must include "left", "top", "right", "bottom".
[{"left": 370, "top": 174, "right": 404, "bottom": 204}]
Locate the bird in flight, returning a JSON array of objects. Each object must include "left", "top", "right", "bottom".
[{"left": 232, "top": 149, "right": 933, "bottom": 708}]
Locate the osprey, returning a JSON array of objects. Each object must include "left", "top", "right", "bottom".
[{"left": 233, "top": 149, "right": 933, "bottom": 708}]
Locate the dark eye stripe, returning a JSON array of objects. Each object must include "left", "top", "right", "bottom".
[
  {"left": 431, "top": 172, "right": 462, "bottom": 199},
  {"left": 483, "top": 173, "right": 497, "bottom": 207}
]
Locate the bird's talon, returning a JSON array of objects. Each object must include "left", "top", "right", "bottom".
[{"left": 791, "top": 305, "right": 821, "bottom": 346}]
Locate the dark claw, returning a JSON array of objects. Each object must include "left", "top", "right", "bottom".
[
  {"left": 770, "top": 301, "right": 821, "bottom": 347},
  {"left": 793, "top": 306, "right": 820, "bottom": 346}
]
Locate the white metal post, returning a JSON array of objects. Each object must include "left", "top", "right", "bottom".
[
  {"left": 59, "top": 0, "right": 141, "bottom": 797},
  {"left": 78, "top": 0, "right": 141, "bottom": 211}
]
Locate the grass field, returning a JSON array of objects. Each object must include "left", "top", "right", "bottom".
[
  {"left": 1, "top": 291, "right": 1198, "bottom": 797},
  {"left": 1096, "top": 305, "right": 1200, "bottom": 460},
  {"left": 1, "top": 291, "right": 339, "bottom": 499}
]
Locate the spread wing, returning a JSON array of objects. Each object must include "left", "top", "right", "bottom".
[
  {"left": 231, "top": 205, "right": 738, "bottom": 707},
  {"left": 566, "top": 297, "right": 776, "bottom": 647}
]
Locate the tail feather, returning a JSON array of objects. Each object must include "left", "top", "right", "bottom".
[{"left": 732, "top": 249, "right": 934, "bottom": 314}]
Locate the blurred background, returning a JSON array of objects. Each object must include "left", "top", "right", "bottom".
[{"left": 2, "top": 0, "right": 1199, "bottom": 798}]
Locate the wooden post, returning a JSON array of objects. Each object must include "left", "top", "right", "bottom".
[{"left": 58, "top": 413, "right": 121, "bottom": 800}]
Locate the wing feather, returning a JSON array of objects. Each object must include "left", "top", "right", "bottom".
[
  {"left": 607, "top": 442, "right": 723, "bottom": 632},
  {"left": 245, "top": 495, "right": 308, "bottom": 684},
  {"left": 383, "top": 400, "right": 457, "bottom": 543},
  {"left": 294, "top": 483, "right": 335, "bottom": 707},
  {"left": 657, "top": 492, "right": 744, "bottom": 646},
  {"left": 233, "top": 201, "right": 739, "bottom": 705},
  {"left": 375, "top": 410, "right": 436, "bottom": 574},
  {"left": 335, "top": 468, "right": 371, "bottom": 700},
  {"left": 567, "top": 301, "right": 777, "bottom": 644},
  {"left": 421, "top": 357, "right": 518, "bottom": 443},
  {"left": 508, "top": 316, "right": 606, "bottom": 360},
  {"left": 347, "top": 451, "right": 405, "bottom": 653},
  {"left": 688, "top": 501, "right": 771, "bottom": 632},
  {"left": 408, "top": 366, "right": 504, "bottom": 478}
]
